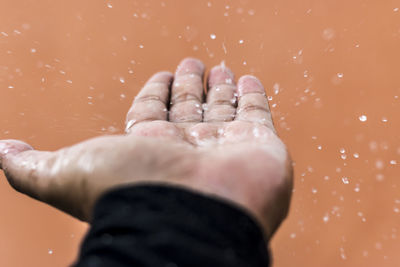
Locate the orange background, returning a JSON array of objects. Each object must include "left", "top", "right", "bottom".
[{"left": 0, "top": 0, "right": 399, "bottom": 266}]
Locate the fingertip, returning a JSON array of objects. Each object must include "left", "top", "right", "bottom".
[
  {"left": 238, "top": 75, "right": 265, "bottom": 96},
  {"left": 0, "top": 140, "right": 33, "bottom": 168},
  {"left": 176, "top": 57, "right": 205, "bottom": 76},
  {"left": 208, "top": 62, "right": 235, "bottom": 87},
  {"left": 147, "top": 71, "right": 174, "bottom": 84}
]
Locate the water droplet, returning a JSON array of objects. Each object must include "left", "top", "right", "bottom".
[
  {"left": 390, "top": 160, "right": 397, "bottom": 165},
  {"left": 119, "top": 77, "right": 125, "bottom": 84},
  {"left": 30, "top": 48, "right": 36, "bottom": 53},
  {"left": 353, "top": 153, "right": 359, "bottom": 158},
  {"left": 381, "top": 117, "right": 388, "bottom": 122},
  {"left": 252, "top": 127, "right": 260, "bottom": 137},
  {"left": 107, "top": 3, "right": 113, "bottom": 8},
  {"left": 337, "top": 73, "right": 344, "bottom": 78},
  {"left": 359, "top": 115, "right": 367, "bottom": 122},
  {"left": 322, "top": 28, "right": 335, "bottom": 41},
  {"left": 376, "top": 174, "right": 384, "bottom": 181},
  {"left": 239, "top": 39, "right": 244, "bottom": 44},
  {"left": 312, "top": 188, "right": 318, "bottom": 194},
  {"left": 375, "top": 160, "right": 384, "bottom": 169},
  {"left": 323, "top": 214, "right": 329, "bottom": 223},
  {"left": 125, "top": 120, "right": 136, "bottom": 133},
  {"left": 48, "top": 249, "right": 53, "bottom": 255},
  {"left": 354, "top": 184, "right": 360, "bottom": 192},
  {"left": 342, "top": 177, "right": 350, "bottom": 184},
  {"left": 190, "top": 131, "right": 199, "bottom": 137},
  {"left": 210, "top": 34, "right": 216, "bottom": 40},
  {"left": 394, "top": 7, "right": 399, "bottom": 12},
  {"left": 273, "top": 83, "right": 280, "bottom": 95},
  {"left": 340, "top": 247, "right": 347, "bottom": 260}
]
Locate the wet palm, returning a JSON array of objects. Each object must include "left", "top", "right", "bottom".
[{"left": 0, "top": 58, "right": 292, "bottom": 239}]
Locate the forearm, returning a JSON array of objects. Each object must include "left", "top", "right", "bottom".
[{"left": 73, "top": 184, "right": 270, "bottom": 267}]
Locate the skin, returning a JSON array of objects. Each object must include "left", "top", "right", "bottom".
[{"left": 0, "top": 58, "right": 293, "bottom": 240}]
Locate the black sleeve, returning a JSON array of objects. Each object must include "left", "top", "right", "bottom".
[{"left": 72, "top": 184, "right": 270, "bottom": 267}]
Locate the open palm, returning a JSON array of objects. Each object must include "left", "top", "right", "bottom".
[{"left": 0, "top": 58, "right": 292, "bottom": 239}]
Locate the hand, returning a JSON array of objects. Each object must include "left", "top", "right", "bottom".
[{"left": 0, "top": 58, "right": 293, "bottom": 239}]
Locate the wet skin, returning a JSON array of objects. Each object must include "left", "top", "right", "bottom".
[{"left": 0, "top": 58, "right": 293, "bottom": 239}]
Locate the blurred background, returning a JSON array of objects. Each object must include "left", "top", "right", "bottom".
[{"left": 0, "top": 0, "right": 399, "bottom": 266}]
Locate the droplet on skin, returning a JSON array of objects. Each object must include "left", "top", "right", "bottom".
[
  {"left": 210, "top": 34, "right": 216, "bottom": 40},
  {"left": 252, "top": 127, "right": 260, "bottom": 137},
  {"left": 342, "top": 177, "right": 350, "bottom": 184},
  {"left": 353, "top": 153, "right": 359, "bottom": 158},
  {"left": 119, "top": 77, "right": 125, "bottom": 84},
  {"left": 239, "top": 39, "right": 244, "bottom": 44},
  {"left": 390, "top": 160, "right": 397, "bottom": 165},
  {"left": 125, "top": 120, "right": 136, "bottom": 133},
  {"left": 323, "top": 214, "right": 329, "bottom": 223},
  {"left": 48, "top": 249, "right": 53, "bottom": 255},
  {"left": 107, "top": 3, "right": 112, "bottom": 8},
  {"left": 190, "top": 131, "right": 199, "bottom": 137}
]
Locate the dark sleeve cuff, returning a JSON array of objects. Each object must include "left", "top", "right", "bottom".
[{"left": 73, "top": 184, "right": 270, "bottom": 267}]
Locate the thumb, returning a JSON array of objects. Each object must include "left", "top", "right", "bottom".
[
  {"left": 0, "top": 139, "right": 33, "bottom": 169},
  {"left": 0, "top": 139, "right": 51, "bottom": 201}
]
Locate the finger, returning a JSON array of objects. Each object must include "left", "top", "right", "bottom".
[
  {"left": 125, "top": 71, "right": 173, "bottom": 132},
  {"left": 204, "top": 63, "right": 237, "bottom": 122},
  {"left": 169, "top": 58, "right": 205, "bottom": 123},
  {"left": 0, "top": 140, "right": 51, "bottom": 201},
  {"left": 235, "top": 75, "right": 275, "bottom": 130}
]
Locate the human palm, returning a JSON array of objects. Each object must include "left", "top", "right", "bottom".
[{"left": 0, "top": 58, "right": 292, "bottom": 239}]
